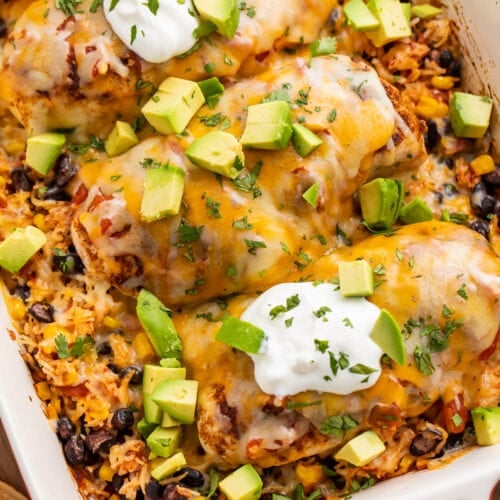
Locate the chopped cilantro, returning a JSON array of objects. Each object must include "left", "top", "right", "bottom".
[
  {"left": 320, "top": 414, "right": 358, "bottom": 437},
  {"left": 244, "top": 239, "right": 266, "bottom": 255},
  {"left": 313, "top": 306, "right": 331, "bottom": 318},
  {"left": 348, "top": 363, "right": 377, "bottom": 375},
  {"left": 413, "top": 344, "right": 434, "bottom": 375},
  {"left": 55, "top": 334, "right": 93, "bottom": 359}
]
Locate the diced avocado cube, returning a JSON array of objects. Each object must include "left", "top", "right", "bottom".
[
  {"left": 105, "top": 121, "right": 139, "bottom": 157},
  {"left": 160, "top": 358, "right": 182, "bottom": 368},
  {"left": 0, "top": 226, "right": 47, "bottom": 273},
  {"left": 292, "top": 124, "right": 323, "bottom": 157},
  {"left": 143, "top": 364, "right": 186, "bottom": 393},
  {"left": 136, "top": 289, "right": 182, "bottom": 360},
  {"left": 338, "top": 259, "right": 374, "bottom": 297},
  {"left": 399, "top": 197, "right": 433, "bottom": 224},
  {"left": 215, "top": 316, "right": 266, "bottom": 354},
  {"left": 369, "top": 309, "right": 405, "bottom": 365},
  {"left": 302, "top": 182, "right": 320, "bottom": 208},
  {"left": 137, "top": 417, "right": 157, "bottom": 438},
  {"left": 198, "top": 76, "right": 225, "bottom": 100},
  {"left": 401, "top": 2, "right": 411, "bottom": 22},
  {"left": 140, "top": 164, "right": 185, "bottom": 222},
  {"left": 335, "top": 430, "right": 386, "bottom": 466},
  {"left": 240, "top": 100, "right": 293, "bottom": 151},
  {"left": 142, "top": 77, "right": 204, "bottom": 135},
  {"left": 343, "top": 0, "right": 381, "bottom": 31},
  {"left": 161, "top": 411, "right": 182, "bottom": 428},
  {"left": 151, "top": 451, "right": 187, "bottom": 481},
  {"left": 411, "top": 4, "right": 443, "bottom": 19},
  {"left": 152, "top": 379, "right": 198, "bottom": 425},
  {"left": 25, "top": 132, "right": 66, "bottom": 175},
  {"left": 143, "top": 392, "right": 163, "bottom": 424},
  {"left": 358, "top": 178, "right": 403, "bottom": 230},
  {"left": 471, "top": 407, "right": 500, "bottom": 445},
  {"left": 218, "top": 464, "right": 263, "bottom": 500},
  {"left": 146, "top": 426, "right": 182, "bottom": 458},
  {"left": 185, "top": 131, "right": 245, "bottom": 178},
  {"left": 450, "top": 92, "right": 493, "bottom": 139},
  {"left": 193, "top": 0, "right": 240, "bottom": 39},
  {"left": 366, "top": 0, "right": 411, "bottom": 47}
]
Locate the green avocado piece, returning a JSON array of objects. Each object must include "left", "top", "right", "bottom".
[
  {"left": 411, "top": 4, "right": 443, "bottom": 19},
  {"left": 334, "top": 430, "right": 386, "bottom": 466},
  {"left": 143, "top": 364, "right": 187, "bottom": 393},
  {"left": 338, "top": 259, "right": 374, "bottom": 297},
  {"left": 358, "top": 178, "right": 403, "bottom": 230},
  {"left": 366, "top": 0, "right": 411, "bottom": 47},
  {"left": 292, "top": 124, "right": 323, "bottom": 157},
  {"left": 105, "top": 121, "right": 139, "bottom": 157},
  {"left": 193, "top": 0, "right": 240, "bottom": 39},
  {"left": 142, "top": 77, "right": 205, "bottom": 135},
  {"left": 0, "top": 225, "right": 47, "bottom": 273},
  {"left": 302, "top": 182, "right": 320, "bottom": 208},
  {"left": 152, "top": 379, "right": 199, "bottom": 425},
  {"left": 137, "top": 417, "right": 157, "bottom": 438},
  {"left": 151, "top": 451, "right": 187, "bottom": 481},
  {"left": 343, "top": 0, "right": 381, "bottom": 32},
  {"left": 146, "top": 425, "right": 183, "bottom": 458},
  {"left": 369, "top": 309, "right": 405, "bottom": 365},
  {"left": 143, "top": 393, "right": 163, "bottom": 424},
  {"left": 215, "top": 316, "right": 266, "bottom": 354},
  {"left": 401, "top": 2, "right": 411, "bottom": 22},
  {"left": 198, "top": 76, "right": 225, "bottom": 109},
  {"left": 26, "top": 133, "right": 66, "bottom": 175},
  {"left": 240, "top": 101, "right": 292, "bottom": 150},
  {"left": 218, "top": 464, "right": 263, "bottom": 500},
  {"left": 160, "top": 358, "right": 182, "bottom": 368},
  {"left": 185, "top": 131, "right": 245, "bottom": 178},
  {"left": 161, "top": 410, "right": 182, "bottom": 428},
  {"left": 471, "top": 407, "right": 500, "bottom": 445},
  {"left": 399, "top": 197, "right": 433, "bottom": 224},
  {"left": 140, "top": 164, "right": 185, "bottom": 222},
  {"left": 136, "top": 289, "right": 182, "bottom": 360},
  {"left": 450, "top": 92, "right": 493, "bottom": 139}
]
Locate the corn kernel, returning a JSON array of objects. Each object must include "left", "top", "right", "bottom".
[
  {"left": 103, "top": 315, "right": 121, "bottom": 329},
  {"left": 295, "top": 463, "right": 324, "bottom": 489},
  {"left": 98, "top": 461, "right": 115, "bottom": 482},
  {"left": 9, "top": 297, "right": 26, "bottom": 320},
  {"left": 35, "top": 381, "right": 51, "bottom": 400},
  {"left": 109, "top": 495, "right": 121, "bottom": 500},
  {"left": 430, "top": 76, "right": 458, "bottom": 90},
  {"left": 415, "top": 96, "right": 448, "bottom": 119},
  {"left": 33, "top": 213, "right": 49, "bottom": 233},
  {"left": 470, "top": 154, "right": 495, "bottom": 175},
  {"left": 132, "top": 331, "right": 156, "bottom": 362},
  {"left": 5, "top": 141, "right": 25, "bottom": 156},
  {"left": 43, "top": 323, "right": 71, "bottom": 341}
]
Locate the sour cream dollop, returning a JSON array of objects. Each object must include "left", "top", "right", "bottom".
[
  {"left": 103, "top": 0, "right": 200, "bottom": 63},
  {"left": 241, "top": 282, "right": 384, "bottom": 396}
]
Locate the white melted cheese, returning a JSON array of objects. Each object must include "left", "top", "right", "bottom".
[
  {"left": 103, "top": 0, "right": 200, "bottom": 63},
  {"left": 242, "top": 282, "right": 384, "bottom": 397}
]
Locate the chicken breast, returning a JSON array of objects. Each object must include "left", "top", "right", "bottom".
[{"left": 70, "top": 53, "right": 426, "bottom": 306}]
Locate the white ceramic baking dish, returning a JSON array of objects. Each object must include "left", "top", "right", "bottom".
[{"left": 0, "top": 1, "right": 499, "bottom": 499}]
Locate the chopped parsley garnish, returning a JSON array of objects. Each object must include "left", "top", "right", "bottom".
[
  {"left": 348, "top": 363, "right": 377, "bottom": 375},
  {"left": 342, "top": 317, "right": 353, "bottom": 329},
  {"left": 204, "top": 196, "right": 221, "bottom": 218},
  {"left": 232, "top": 216, "right": 253, "bottom": 229},
  {"left": 285, "top": 317, "right": 294, "bottom": 328},
  {"left": 309, "top": 37, "right": 337, "bottom": 58},
  {"left": 231, "top": 160, "right": 262, "bottom": 197},
  {"left": 328, "top": 351, "right": 350, "bottom": 376},
  {"left": 457, "top": 284, "right": 468, "bottom": 300},
  {"left": 177, "top": 222, "right": 204, "bottom": 243},
  {"left": 413, "top": 344, "right": 435, "bottom": 375},
  {"left": 442, "top": 304, "right": 454, "bottom": 318},
  {"left": 313, "top": 306, "right": 331, "bottom": 318},
  {"left": 130, "top": 24, "right": 138, "bottom": 44},
  {"left": 280, "top": 241, "right": 291, "bottom": 255},
  {"left": 327, "top": 109, "right": 337, "bottom": 123},
  {"left": 262, "top": 84, "right": 292, "bottom": 104},
  {"left": 320, "top": 414, "right": 358, "bottom": 438},
  {"left": 55, "top": 334, "right": 93, "bottom": 359},
  {"left": 314, "top": 339, "right": 329, "bottom": 353},
  {"left": 244, "top": 239, "right": 266, "bottom": 255},
  {"left": 140, "top": 157, "right": 162, "bottom": 169},
  {"left": 269, "top": 294, "right": 300, "bottom": 319},
  {"left": 143, "top": 0, "right": 159, "bottom": 15},
  {"left": 335, "top": 224, "right": 352, "bottom": 246}
]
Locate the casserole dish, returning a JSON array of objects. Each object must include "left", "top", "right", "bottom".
[{"left": 0, "top": 0, "right": 499, "bottom": 499}]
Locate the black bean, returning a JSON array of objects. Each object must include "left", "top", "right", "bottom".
[
  {"left": 63, "top": 435, "right": 85, "bottom": 465},
  {"left": 53, "top": 154, "right": 79, "bottom": 187},
  {"left": 0, "top": 19, "right": 7, "bottom": 38},
  {"left": 14, "top": 284, "right": 30, "bottom": 302},
  {"left": 470, "top": 220, "right": 490, "bottom": 239},
  {"left": 111, "top": 408, "right": 135, "bottom": 431},
  {"left": 448, "top": 60, "right": 461, "bottom": 78},
  {"left": 332, "top": 473, "right": 347, "bottom": 491},
  {"left": 56, "top": 416, "right": 75, "bottom": 442},
  {"left": 83, "top": 449, "right": 101, "bottom": 466},
  {"left": 145, "top": 480, "right": 165, "bottom": 500},
  {"left": 438, "top": 49, "right": 453, "bottom": 68},
  {"left": 10, "top": 167, "right": 34, "bottom": 192},
  {"left": 470, "top": 182, "right": 488, "bottom": 213},
  {"left": 136, "top": 490, "right": 145, "bottom": 500},
  {"left": 444, "top": 430, "right": 465, "bottom": 450},
  {"left": 107, "top": 363, "right": 120, "bottom": 374},
  {"left": 120, "top": 365, "right": 143, "bottom": 385},
  {"left": 28, "top": 302, "right": 54, "bottom": 323},
  {"left": 84, "top": 429, "right": 115, "bottom": 454},
  {"left": 53, "top": 251, "right": 84, "bottom": 275},
  {"left": 424, "top": 120, "right": 440, "bottom": 151},
  {"left": 38, "top": 184, "right": 71, "bottom": 201},
  {"left": 409, "top": 433, "right": 441, "bottom": 456},
  {"left": 97, "top": 342, "right": 112, "bottom": 356},
  {"left": 483, "top": 166, "right": 500, "bottom": 186},
  {"left": 173, "top": 467, "right": 206, "bottom": 488},
  {"left": 112, "top": 474, "right": 124, "bottom": 492}
]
